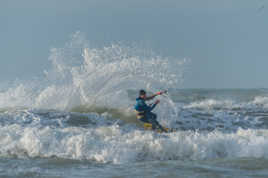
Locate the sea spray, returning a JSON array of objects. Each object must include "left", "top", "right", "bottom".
[{"left": 0, "top": 32, "right": 188, "bottom": 127}]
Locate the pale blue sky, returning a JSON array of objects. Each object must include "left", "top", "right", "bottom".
[{"left": 1, "top": 0, "right": 267, "bottom": 88}]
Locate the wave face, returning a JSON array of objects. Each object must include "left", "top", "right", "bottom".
[
  {"left": 1, "top": 33, "right": 268, "bottom": 165},
  {"left": 1, "top": 109, "right": 268, "bottom": 164}
]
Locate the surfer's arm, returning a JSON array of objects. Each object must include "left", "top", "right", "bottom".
[
  {"left": 145, "top": 90, "right": 167, "bottom": 101},
  {"left": 148, "top": 100, "right": 160, "bottom": 111},
  {"left": 145, "top": 94, "right": 157, "bottom": 100}
]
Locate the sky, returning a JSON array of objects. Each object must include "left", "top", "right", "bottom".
[{"left": 1, "top": 0, "right": 268, "bottom": 88}]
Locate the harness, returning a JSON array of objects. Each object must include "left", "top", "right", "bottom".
[{"left": 135, "top": 110, "right": 145, "bottom": 119}]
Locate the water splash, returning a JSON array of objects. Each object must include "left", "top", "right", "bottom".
[{"left": 0, "top": 32, "right": 188, "bottom": 126}]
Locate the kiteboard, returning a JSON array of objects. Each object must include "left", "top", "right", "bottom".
[{"left": 143, "top": 123, "right": 176, "bottom": 133}]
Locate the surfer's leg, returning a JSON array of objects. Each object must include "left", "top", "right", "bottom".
[
  {"left": 146, "top": 112, "right": 156, "bottom": 130},
  {"left": 148, "top": 112, "right": 167, "bottom": 133},
  {"left": 157, "top": 123, "right": 167, "bottom": 133},
  {"left": 147, "top": 112, "right": 166, "bottom": 132}
]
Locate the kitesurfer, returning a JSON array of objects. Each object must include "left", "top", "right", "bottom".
[{"left": 134, "top": 89, "right": 167, "bottom": 132}]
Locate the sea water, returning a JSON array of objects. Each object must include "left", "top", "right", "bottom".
[{"left": 1, "top": 33, "right": 268, "bottom": 178}]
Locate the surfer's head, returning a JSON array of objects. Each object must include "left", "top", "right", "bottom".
[{"left": 139, "top": 89, "right": 146, "bottom": 98}]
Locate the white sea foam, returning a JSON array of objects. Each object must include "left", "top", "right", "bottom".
[
  {"left": 1, "top": 120, "right": 268, "bottom": 164},
  {"left": 184, "top": 96, "right": 268, "bottom": 111},
  {"left": 252, "top": 96, "right": 268, "bottom": 108},
  {"left": 184, "top": 99, "right": 235, "bottom": 110}
]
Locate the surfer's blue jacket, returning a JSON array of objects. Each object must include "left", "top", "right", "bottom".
[
  {"left": 134, "top": 96, "right": 167, "bottom": 132},
  {"left": 134, "top": 97, "right": 157, "bottom": 113}
]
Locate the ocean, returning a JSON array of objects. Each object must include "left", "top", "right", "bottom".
[{"left": 1, "top": 34, "right": 268, "bottom": 178}]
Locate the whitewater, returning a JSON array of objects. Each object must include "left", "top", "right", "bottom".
[{"left": 1, "top": 33, "right": 268, "bottom": 177}]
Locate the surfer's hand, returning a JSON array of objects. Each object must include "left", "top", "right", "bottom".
[
  {"left": 155, "top": 100, "right": 160, "bottom": 104},
  {"left": 162, "top": 90, "right": 167, "bottom": 94}
]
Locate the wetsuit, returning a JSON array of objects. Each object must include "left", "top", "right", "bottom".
[{"left": 134, "top": 97, "right": 165, "bottom": 131}]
